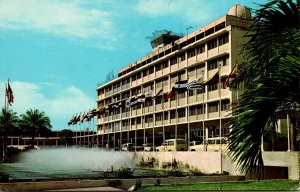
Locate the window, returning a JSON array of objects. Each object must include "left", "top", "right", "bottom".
[
  {"left": 196, "top": 105, "right": 205, "bottom": 114},
  {"left": 219, "top": 55, "right": 229, "bottom": 66},
  {"left": 205, "top": 27, "right": 215, "bottom": 36},
  {"left": 131, "top": 118, "right": 136, "bottom": 125},
  {"left": 215, "top": 22, "right": 225, "bottom": 31},
  {"left": 208, "top": 83, "right": 218, "bottom": 91},
  {"left": 136, "top": 72, "right": 141, "bottom": 79},
  {"left": 155, "top": 63, "right": 162, "bottom": 71},
  {"left": 170, "top": 57, "right": 177, "bottom": 65},
  {"left": 155, "top": 113, "right": 162, "bottom": 121},
  {"left": 137, "top": 117, "right": 141, "bottom": 124},
  {"left": 207, "top": 38, "right": 217, "bottom": 50},
  {"left": 189, "top": 106, "right": 196, "bottom": 116},
  {"left": 196, "top": 32, "right": 204, "bottom": 40},
  {"left": 143, "top": 70, "right": 148, "bottom": 76},
  {"left": 149, "top": 67, "right": 154, "bottom": 74},
  {"left": 221, "top": 100, "right": 230, "bottom": 111},
  {"left": 178, "top": 53, "right": 185, "bottom": 62},
  {"left": 196, "top": 44, "right": 205, "bottom": 54},
  {"left": 170, "top": 110, "right": 176, "bottom": 119},
  {"left": 164, "top": 112, "right": 168, "bottom": 120},
  {"left": 162, "top": 61, "right": 169, "bottom": 69},
  {"left": 145, "top": 115, "right": 153, "bottom": 123},
  {"left": 187, "top": 49, "right": 195, "bottom": 58},
  {"left": 197, "top": 88, "right": 205, "bottom": 94},
  {"left": 145, "top": 100, "right": 153, "bottom": 107},
  {"left": 208, "top": 59, "right": 218, "bottom": 70},
  {"left": 218, "top": 33, "right": 229, "bottom": 46},
  {"left": 178, "top": 109, "right": 186, "bottom": 118},
  {"left": 189, "top": 90, "right": 194, "bottom": 96},
  {"left": 156, "top": 97, "right": 162, "bottom": 104},
  {"left": 208, "top": 102, "right": 218, "bottom": 113}
]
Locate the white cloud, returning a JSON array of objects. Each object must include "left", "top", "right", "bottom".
[
  {"left": 0, "top": 0, "right": 119, "bottom": 48},
  {"left": 1, "top": 81, "right": 95, "bottom": 130}
]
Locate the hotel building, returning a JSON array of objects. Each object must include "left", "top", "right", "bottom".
[{"left": 96, "top": 4, "right": 252, "bottom": 149}]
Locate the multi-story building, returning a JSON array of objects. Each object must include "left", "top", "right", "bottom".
[{"left": 96, "top": 4, "right": 252, "bottom": 149}]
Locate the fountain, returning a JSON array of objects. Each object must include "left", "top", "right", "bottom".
[{"left": 0, "top": 147, "right": 136, "bottom": 181}]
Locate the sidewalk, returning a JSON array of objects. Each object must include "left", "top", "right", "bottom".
[{"left": 46, "top": 186, "right": 124, "bottom": 191}]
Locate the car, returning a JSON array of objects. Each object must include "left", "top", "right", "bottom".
[
  {"left": 189, "top": 137, "right": 228, "bottom": 151},
  {"left": 121, "top": 143, "right": 133, "bottom": 151},
  {"left": 143, "top": 143, "right": 154, "bottom": 151},
  {"left": 155, "top": 138, "right": 187, "bottom": 152}
]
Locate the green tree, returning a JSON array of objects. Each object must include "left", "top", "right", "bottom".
[
  {"left": 59, "top": 129, "right": 73, "bottom": 146},
  {"left": 19, "top": 109, "right": 52, "bottom": 148},
  {"left": 227, "top": 0, "right": 300, "bottom": 177},
  {"left": 0, "top": 108, "right": 19, "bottom": 158}
]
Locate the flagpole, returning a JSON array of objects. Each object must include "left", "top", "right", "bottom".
[
  {"left": 202, "top": 70, "right": 206, "bottom": 151},
  {"left": 175, "top": 89, "right": 178, "bottom": 142},
  {"left": 162, "top": 92, "right": 165, "bottom": 151},
  {"left": 152, "top": 92, "right": 155, "bottom": 152},
  {"left": 218, "top": 64, "right": 222, "bottom": 174},
  {"left": 187, "top": 78, "right": 190, "bottom": 151},
  {"left": 143, "top": 96, "right": 145, "bottom": 149}
]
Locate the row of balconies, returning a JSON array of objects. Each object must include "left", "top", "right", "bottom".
[
  {"left": 98, "top": 87, "right": 231, "bottom": 124},
  {"left": 98, "top": 110, "right": 230, "bottom": 135},
  {"left": 98, "top": 41, "right": 230, "bottom": 100}
]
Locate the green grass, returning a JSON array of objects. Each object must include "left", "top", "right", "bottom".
[{"left": 142, "top": 180, "right": 299, "bottom": 191}]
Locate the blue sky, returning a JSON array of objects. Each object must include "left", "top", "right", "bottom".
[{"left": 0, "top": 0, "right": 268, "bottom": 130}]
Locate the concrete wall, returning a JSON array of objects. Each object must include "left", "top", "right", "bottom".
[
  {"left": 262, "top": 151, "right": 299, "bottom": 180},
  {"left": 135, "top": 151, "right": 242, "bottom": 175},
  {"left": 135, "top": 151, "right": 299, "bottom": 180}
]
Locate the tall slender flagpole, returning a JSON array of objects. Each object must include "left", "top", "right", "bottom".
[
  {"left": 202, "top": 70, "right": 205, "bottom": 151},
  {"left": 218, "top": 64, "right": 222, "bottom": 174},
  {"left": 187, "top": 77, "right": 190, "bottom": 151}
]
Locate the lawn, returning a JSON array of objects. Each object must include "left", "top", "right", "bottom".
[{"left": 142, "top": 180, "right": 299, "bottom": 191}]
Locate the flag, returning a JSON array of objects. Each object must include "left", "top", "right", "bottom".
[
  {"left": 80, "top": 111, "right": 88, "bottom": 123},
  {"left": 6, "top": 82, "right": 14, "bottom": 105},
  {"left": 165, "top": 88, "right": 174, "bottom": 100},
  {"left": 125, "top": 98, "right": 131, "bottom": 108},
  {"left": 68, "top": 115, "right": 76, "bottom": 125},
  {"left": 105, "top": 105, "right": 110, "bottom": 113},
  {"left": 137, "top": 94, "right": 145, "bottom": 103},
  {"left": 72, "top": 114, "right": 81, "bottom": 125},
  {"left": 173, "top": 80, "right": 188, "bottom": 92},
  {"left": 204, "top": 70, "right": 219, "bottom": 85},
  {"left": 145, "top": 91, "right": 152, "bottom": 101},
  {"left": 130, "top": 96, "right": 138, "bottom": 106},
  {"left": 187, "top": 77, "right": 204, "bottom": 90},
  {"left": 223, "top": 66, "right": 237, "bottom": 89},
  {"left": 152, "top": 88, "right": 163, "bottom": 100}
]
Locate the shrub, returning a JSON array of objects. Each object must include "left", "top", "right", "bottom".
[
  {"left": 115, "top": 167, "right": 134, "bottom": 178},
  {"left": 190, "top": 168, "right": 204, "bottom": 176}
]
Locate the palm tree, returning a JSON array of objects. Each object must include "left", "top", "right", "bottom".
[
  {"left": 0, "top": 108, "right": 19, "bottom": 158},
  {"left": 227, "top": 0, "right": 300, "bottom": 177},
  {"left": 19, "top": 109, "right": 52, "bottom": 148}
]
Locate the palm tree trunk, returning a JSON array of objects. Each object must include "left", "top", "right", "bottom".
[
  {"left": 31, "top": 129, "right": 35, "bottom": 149},
  {"left": 271, "top": 126, "right": 277, "bottom": 151}
]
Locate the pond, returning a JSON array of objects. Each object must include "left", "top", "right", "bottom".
[{"left": 0, "top": 147, "right": 166, "bottom": 181}]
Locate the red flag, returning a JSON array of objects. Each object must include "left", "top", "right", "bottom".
[
  {"left": 6, "top": 82, "right": 14, "bottom": 105},
  {"left": 165, "top": 88, "right": 174, "bottom": 100},
  {"left": 223, "top": 66, "right": 237, "bottom": 89}
]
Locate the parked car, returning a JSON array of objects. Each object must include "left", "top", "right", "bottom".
[
  {"left": 121, "top": 143, "right": 133, "bottom": 151},
  {"left": 143, "top": 143, "right": 154, "bottom": 151},
  {"left": 189, "top": 137, "right": 228, "bottom": 151},
  {"left": 155, "top": 138, "right": 187, "bottom": 151}
]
